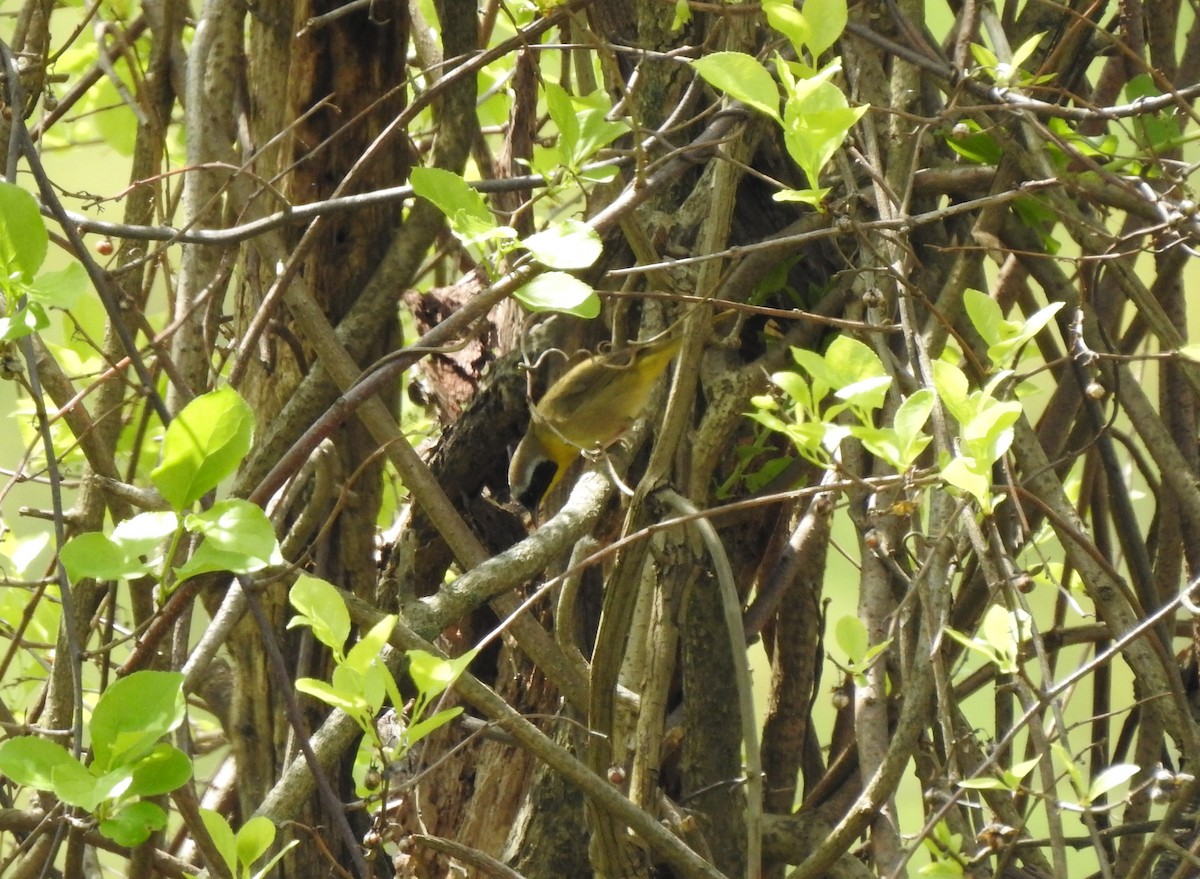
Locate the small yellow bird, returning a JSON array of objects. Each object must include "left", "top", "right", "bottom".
[{"left": 508, "top": 332, "right": 684, "bottom": 510}]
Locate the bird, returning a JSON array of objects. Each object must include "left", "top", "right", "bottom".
[{"left": 508, "top": 330, "right": 684, "bottom": 511}]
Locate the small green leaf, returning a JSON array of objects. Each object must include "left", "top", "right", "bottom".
[
  {"left": 407, "top": 649, "right": 475, "bottom": 701},
  {"left": 894, "top": 390, "right": 935, "bottom": 464},
  {"left": 962, "top": 399, "right": 1020, "bottom": 460},
  {"left": 60, "top": 531, "right": 152, "bottom": 582},
  {"left": 344, "top": 614, "right": 397, "bottom": 675},
  {"left": 957, "top": 776, "right": 1009, "bottom": 791},
  {"left": 931, "top": 360, "right": 972, "bottom": 425},
  {"left": 126, "top": 743, "right": 193, "bottom": 797},
  {"left": 940, "top": 455, "right": 992, "bottom": 511},
  {"left": 0, "top": 182, "right": 48, "bottom": 280},
  {"left": 800, "top": 0, "right": 848, "bottom": 57},
  {"left": 512, "top": 271, "right": 601, "bottom": 317},
  {"left": 288, "top": 574, "right": 351, "bottom": 655},
  {"left": 781, "top": 67, "right": 866, "bottom": 184},
  {"left": 772, "top": 187, "right": 830, "bottom": 207},
  {"left": 176, "top": 499, "right": 282, "bottom": 579},
  {"left": 296, "top": 676, "right": 368, "bottom": 716},
  {"left": 963, "top": 288, "right": 1007, "bottom": 348},
  {"left": 410, "top": 167, "right": 497, "bottom": 246},
  {"left": 236, "top": 816, "right": 277, "bottom": 871},
  {"left": 918, "top": 862, "right": 965, "bottom": 878},
  {"left": 90, "top": 670, "right": 186, "bottom": 771},
  {"left": 1087, "top": 763, "right": 1140, "bottom": 803},
  {"left": 27, "top": 262, "right": 88, "bottom": 310},
  {"left": 763, "top": 0, "right": 812, "bottom": 56},
  {"left": 0, "top": 303, "right": 50, "bottom": 343},
  {"left": 970, "top": 42, "right": 998, "bottom": 71},
  {"left": 823, "top": 335, "right": 887, "bottom": 392},
  {"left": 834, "top": 615, "right": 869, "bottom": 663},
  {"left": 522, "top": 219, "right": 603, "bottom": 270},
  {"left": 0, "top": 735, "right": 79, "bottom": 792},
  {"left": 980, "top": 604, "right": 1019, "bottom": 672},
  {"left": 100, "top": 800, "right": 167, "bottom": 847},
  {"left": 692, "top": 52, "right": 782, "bottom": 123},
  {"left": 405, "top": 705, "right": 464, "bottom": 746},
  {"left": 151, "top": 387, "right": 254, "bottom": 510},
  {"left": 1009, "top": 32, "right": 1045, "bottom": 75},
  {"left": 112, "top": 511, "right": 181, "bottom": 546},
  {"left": 1008, "top": 756, "right": 1041, "bottom": 783},
  {"left": 944, "top": 625, "right": 1001, "bottom": 667},
  {"left": 199, "top": 809, "right": 237, "bottom": 875},
  {"left": 944, "top": 120, "right": 1002, "bottom": 165},
  {"left": 671, "top": 0, "right": 691, "bottom": 30},
  {"left": 835, "top": 374, "right": 891, "bottom": 411},
  {"left": 544, "top": 81, "right": 582, "bottom": 167}
]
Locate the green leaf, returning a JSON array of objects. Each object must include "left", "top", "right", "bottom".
[
  {"left": 931, "top": 360, "right": 972, "bottom": 426},
  {"left": 988, "top": 302, "right": 1064, "bottom": 367},
  {"left": 800, "top": 0, "right": 848, "bottom": 57},
  {"left": 512, "top": 271, "right": 601, "bottom": 317},
  {"left": 199, "top": 808, "right": 238, "bottom": 875},
  {"left": 0, "top": 182, "right": 48, "bottom": 281},
  {"left": 344, "top": 614, "right": 397, "bottom": 675},
  {"left": 0, "top": 302, "right": 50, "bottom": 343},
  {"left": 522, "top": 219, "right": 603, "bottom": 270},
  {"left": 571, "top": 92, "right": 631, "bottom": 165},
  {"left": 894, "top": 389, "right": 935, "bottom": 465},
  {"left": 957, "top": 776, "right": 1009, "bottom": 791},
  {"left": 692, "top": 52, "right": 782, "bottom": 123},
  {"left": 404, "top": 705, "right": 464, "bottom": 747},
  {"left": 1087, "top": 764, "right": 1140, "bottom": 803},
  {"left": 296, "top": 676, "right": 369, "bottom": 716},
  {"left": 763, "top": 0, "right": 812, "bottom": 57},
  {"left": 836, "top": 374, "right": 891, "bottom": 411},
  {"left": 1009, "top": 31, "right": 1045, "bottom": 74},
  {"left": 918, "top": 862, "right": 965, "bottom": 878},
  {"left": 237, "top": 816, "right": 277, "bottom": 871},
  {"left": 90, "top": 670, "right": 186, "bottom": 771},
  {"left": 113, "top": 510, "right": 181, "bottom": 545},
  {"left": 943, "top": 624, "right": 1001, "bottom": 668},
  {"left": 53, "top": 758, "right": 109, "bottom": 811},
  {"left": 288, "top": 574, "right": 351, "bottom": 655},
  {"left": 779, "top": 65, "right": 865, "bottom": 185},
  {"left": 0, "top": 735, "right": 79, "bottom": 792},
  {"left": 60, "top": 531, "right": 153, "bottom": 582},
  {"left": 407, "top": 649, "right": 475, "bottom": 701},
  {"left": 940, "top": 455, "right": 992, "bottom": 511},
  {"left": 963, "top": 288, "right": 1007, "bottom": 348},
  {"left": 772, "top": 186, "right": 830, "bottom": 207},
  {"left": 100, "top": 800, "right": 167, "bottom": 847},
  {"left": 834, "top": 615, "right": 869, "bottom": 663},
  {"left": 962, "top": 399, "right": 1020, "bottom": 462},
  {"left": 1124, "top": 74, "right": 1183, "bottom": 152},
  {"left": 126, "top": 743, "right": 193, "bottom": 797},
  {"left": 544, "top": 81, "right": 582, "bottom": 167},
  {"left": 944, "top": 120, "right": 1002, "bottom": 165},
  {"left": 671, "top": 0, "right": 691, "bottom": 30},
  {"left": 150, "top": 387, "right": 255, "bottom": 510},
  {"left": 980, "top": 605, "right": 1019, "bottom": 673},
  {"left": 410, "top": 167, "right": 497, "bottom": 244},
  {"left": 970, "top": 42, "right": 998, "bottom": 71},
  {"left": 1007, "top": 756, "right": 1041, "bottom": 784},
  {"left": 823, "top": 335, "right": 887, "bottom": 396},
  {"left": 26, "top": 262, "right": 88, "bottom": 310},
  {"left": 176, "top": 499, "right": 282, "bottom": 580}
]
